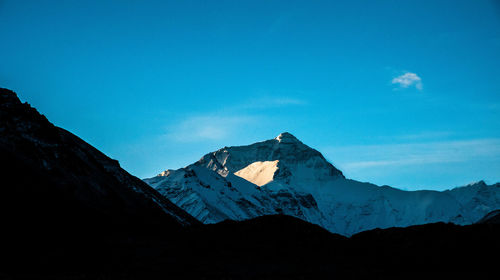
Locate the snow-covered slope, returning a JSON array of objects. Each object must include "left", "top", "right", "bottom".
[
  {"left": 234, "top": 160, "right": 279, "bottom": 186},
  {"left": 145, "top": 132, "right": 500, "bottom": 236}
]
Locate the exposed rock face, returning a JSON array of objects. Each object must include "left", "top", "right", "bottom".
[
  {"left": 206, "top": 132, "right": 344, "bottom": 182},
  {"left": 146, "top": 130, "right": 500, "bottom": 236}
]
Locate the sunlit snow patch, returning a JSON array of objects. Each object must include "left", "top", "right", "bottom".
[{"left": 234, "top": 160, "right": 279, "bottom": 186}]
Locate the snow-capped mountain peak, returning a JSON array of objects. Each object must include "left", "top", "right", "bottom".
[
  {"left": 199, "top": 132, "right": 345, "bottom": 185},
  {"left": 145, "top": 133, "right": 500, "bottom": 236},
  {"left": 275, "top": 132, "right": 301, "bottom": 143},
  {"left": 159, "top": 169, "right": 173, "bottom": 177}
]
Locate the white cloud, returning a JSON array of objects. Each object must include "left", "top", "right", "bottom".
[
  {"left": 392, "top": 72, "right": 423, "bottom": 90},
  {"left": 167, "top": 115, "right": 256, "bottom": 142}
]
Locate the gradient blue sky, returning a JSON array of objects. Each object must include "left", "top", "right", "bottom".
[{"left": 1, "top": 0, "right": 499, "bottom": 190}]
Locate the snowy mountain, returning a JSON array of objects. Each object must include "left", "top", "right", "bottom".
[
  {"left": 2, "top": 87, "right": 499, "bottom": 278},
  {"left": 145, "top": 132, "right": 500, "bottom": 236}
]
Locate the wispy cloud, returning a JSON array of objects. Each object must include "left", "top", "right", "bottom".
[
  {"left": 395, "top": 131, "right": 453, "bottom": 141},
  {"left": 323, "top": 138, "right": 500, "bottom": 171},
  {"left": 241, "top": 97, "right": 307, "bottom": 109},
  {"left": 392, "top": 72, "right": 423, "bottom": 90},
  {"left": 166, "top": 115, "right": 256, "bottom": 142},
  {"left": 164, "top": 94, "right": 306, "bottom": 143}
]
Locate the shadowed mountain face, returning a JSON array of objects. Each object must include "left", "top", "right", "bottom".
[
  {"left": 0, "top": 88, "right": 198, "bottom": 275},
  {"left": 1, "top": 87, "right": 499, "bottom": 279},
  {"left": 0, "top": 88, "right": 198, "bottom": 227},
  {"left": 477, "top": 209, "right": 500, "bottom": 224}
]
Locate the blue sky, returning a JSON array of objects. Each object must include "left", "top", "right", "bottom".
[{"left": 1, "top": 0, "right": 499, "bottom": 190}]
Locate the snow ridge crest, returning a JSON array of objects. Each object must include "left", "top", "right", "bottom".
[{"left": 275, "top": 132, "right": 300, "bottom": 143}]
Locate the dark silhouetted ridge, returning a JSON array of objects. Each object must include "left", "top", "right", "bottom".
[
  {"left": 1, "top": 88, "right": 499, "bottom": 279},
  {"left": 477, "top": 209, "right": 500, "bottom": 224},
  {"left": 0, "top": 87, "right": 199, "bottom": 277}
]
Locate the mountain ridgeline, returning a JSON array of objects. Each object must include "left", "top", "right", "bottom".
[
  {"left": 146, "top": 132, "right": 500, "bottom": 236},
  {"left": 0, "top": 88, "right": 197, "bottom": 228},
  {"left": 1, "top": 87, "right": 499, "bottom": 279},
  {"left": 0, "top": 88, "right": 198, "bottom": 277}
]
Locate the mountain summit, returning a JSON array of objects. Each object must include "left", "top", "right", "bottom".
[
  {"left": 3, "top": 88, "right": 499, "bottom": 278},
  {"left": 275, "top": 132, "right": 300, "bottom": 143},
  {"left": 145, "top": 132, "right": 500, "bottom": 236},
  {"left": 197, "top": 132, "right": 344, "bottom": 188}
]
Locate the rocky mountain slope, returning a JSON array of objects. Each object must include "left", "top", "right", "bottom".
[
  {"left": 146, "top": 132, "right": 500, "bottom": 236},
  {"left": 477, "top": 209, "right": 500, "bottom": 224},
  {"left": 0, "top": 88, "right": 197, "bottom": 226},
  {"left": 0, "top": 88, "right": 199, "bottom": 276}
]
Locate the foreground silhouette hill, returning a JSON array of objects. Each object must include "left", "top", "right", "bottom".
[
  {"left": 0, "top": 88, "right": 198, "bottom": 277},
  {"left": 0, "top": 88, "right": 499, "bottom": 279}
]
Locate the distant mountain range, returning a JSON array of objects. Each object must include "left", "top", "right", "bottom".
[
  {"left": 1, "top": 87, "right": 499, "bottom": 279},
  {"left": 145, "top": 132, "right": 500, "bottom": 235}
]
